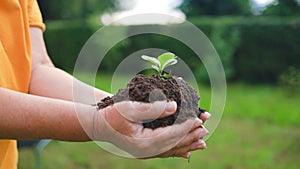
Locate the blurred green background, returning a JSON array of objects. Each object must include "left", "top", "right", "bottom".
[{"left": 19, "top": 0, "right": 299, "bottom": 169}]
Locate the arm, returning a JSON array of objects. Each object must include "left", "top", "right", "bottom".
[
  {"left": 0, "top": 28, "right": 107, "bottom": 141},
  {"left": 0, "top": 27, "right": 210, "bottom": 158},
  {"left": 0, "top": 86, "right": 208, "bottom": 158},
  {"left": 0, "top": 87, "right": 93, "bottom": 141},
  {"left": 29, "top": 27, "right": 110, "bottom": 104},
  {"left": 28, "top": 27, "right": 211, "bottom": 158}
]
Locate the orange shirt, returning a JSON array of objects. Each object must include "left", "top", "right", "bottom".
[{"left": 0, "top": 0, "right": 45, "bottom": 168}]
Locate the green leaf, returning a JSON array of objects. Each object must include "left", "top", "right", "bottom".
[
  {"left": 141, "top": 55, "right": 161, "bottom": 67},
  {"left": 151, "top": 65, "right": 160, "bottom": 72},
  {"left": 161, "top": 58, "right": 178, "bottom": 71},
  {"left": 141, "top": 53, "right": 178, "bottom": 75},
  {"left": 158, "top": 52, "right": 176, "bottom": 68}
]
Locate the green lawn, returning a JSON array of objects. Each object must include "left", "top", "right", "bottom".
[{"left": 18, "top": 74, "right": 300, "bottom": 169}]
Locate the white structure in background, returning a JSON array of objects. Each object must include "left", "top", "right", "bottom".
[
  {"left": 251, "top": 0, "right": 277, "bottom": 14},
  {"left": 101, "top": 0, "right": 186, "bottom": 25}
]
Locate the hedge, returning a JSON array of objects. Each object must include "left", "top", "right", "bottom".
[
  {"left": 43, "top": 16, "right": 300, "bottom": 83},
  {"left": 44, "top": 21, "right": 94, "bottom": 72}
]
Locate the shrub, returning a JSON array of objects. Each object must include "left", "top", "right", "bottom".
[
  {"left": 43, "top": 17, "right": 300, "bottom": 84},
  {"left": 44, "top": 21, "right": 94, "bottom": 72},
  {"left": 279, "top": 67, "right": 300, "bottom": 96}
]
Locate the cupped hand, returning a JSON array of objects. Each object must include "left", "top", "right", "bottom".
[{"left": 92, "top": 100, "right": 210, "bottom": 158}]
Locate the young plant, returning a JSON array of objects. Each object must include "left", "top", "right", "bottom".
[{"left": 141, "top": 52, "right": 177, "bottom": 78}]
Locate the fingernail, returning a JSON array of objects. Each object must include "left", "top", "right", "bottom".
[
  {"left": 194, "top": 118, "right": 203, "bottom": 128},
  {"left": 165, "top": 101, "right": 177, "bottom": 114},
  {"left": 199, "top": 139, "right": 205, "bottom": 144},
  {"left": 206, "top": 112, "right": 212, "bottom": 119},
  {"left": 200, "top": 143, "right": 207, "bottom": 149},
  {"left": 202, "top": 126, "right": 210, "bottom": 135},
  {"left": 198, "top": 140, "right": 207, "bottom": 149},
  {"left": 182, "top": 152, "right": 190, "bottom": 159}
]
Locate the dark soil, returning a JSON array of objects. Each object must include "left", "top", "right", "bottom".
[{"left": 96, "top": 74, "right": 205, "bottom": 129}]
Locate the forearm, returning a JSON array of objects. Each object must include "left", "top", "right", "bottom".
[
  {"left": 0, "top": 87, "right": 95, "bottom": 141},
  {"left": 29, "top": 65, "right": 111, "bottom": 104},
  {"left": 29, "top": 27, "right": 111, "bottom": 104}
]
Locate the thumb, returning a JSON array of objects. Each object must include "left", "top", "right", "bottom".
[{"left": 113, "top": 100, "right": 177, "bottom": 123}]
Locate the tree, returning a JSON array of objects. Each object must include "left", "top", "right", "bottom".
[
  {"left": 179, "top": 0, "right": 252, "bottom": 16},
  {"left": 263, "top": 0, "right": 300, "bottom": 16}
]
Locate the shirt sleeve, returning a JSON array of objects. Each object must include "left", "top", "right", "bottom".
[{"left": 28, "top": 0, "right": 46, "bottom": 31}]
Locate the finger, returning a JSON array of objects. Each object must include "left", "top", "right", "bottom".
[
  {"left": 113, "top": 100, "right": 177, "bottom": 122},
  {"left": 199, "top": 111, "right": 211, "bottom": 123},
  {"left": 157, "top": 139, "right": 207, "bottom": 159},
  {"left": 159, "top": 139, "right": 206, "bottom": 158},
  {"left": 151, "top": 118, "right": 197, "bottom": 151},
  {"left": 176, "top": 140, "right": 207, "bottom": 158},
  {"left": 181, "top": 152, "right": 190, "bottom": 159},
  {"left": 174, "top": 125, "right": 209, "bottom": 149},
  {"left": 190, "top": 118, "right": 203, "bottom": 131},
  {"left": 189, "top": 139, "right": 207, "bottom": 151},
  {"left": 140, "top": 119, "right": 204, "bottom": 158}
]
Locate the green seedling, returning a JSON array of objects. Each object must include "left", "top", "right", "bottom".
[{"left": 141, "top": 52, "right": 177, "bottom": 78}]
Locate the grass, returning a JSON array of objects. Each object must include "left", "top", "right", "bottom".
[
  {"left": 18, "top": 118, "right": 300, "bottom": 169},
  {"left": 18, "top": 74, "right": 300, "bottom": 169}
]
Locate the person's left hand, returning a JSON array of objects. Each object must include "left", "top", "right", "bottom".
[
  {"left": 87, "top": 100, "right": 210, "bottom": 159},
  {"left": 154, "top": 111, "right": 211, "bottom": 159}
]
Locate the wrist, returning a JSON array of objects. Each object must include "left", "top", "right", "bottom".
[
  {"left": 75, "top": 104, "right": 99, "bottom": 141},
  {"left": 91, "top": 104, "right": 128, "bottom": 143},
  {"left": 77, "top": 104, "right": 115, "bottom": 142}
]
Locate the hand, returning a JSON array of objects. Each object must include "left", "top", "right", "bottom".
[
  {"left": 155, "top": 111, "right": 211, "bottom": 159},
  {"left": 90, "top": 100, "right": 210, "bottom": 158},
  {"left": 200, "top": 111, "right": 212, "bottom": 123}
]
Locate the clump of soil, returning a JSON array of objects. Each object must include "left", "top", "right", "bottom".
[{"left": 96, "top": 74, "right": 206, "bottom": 129}]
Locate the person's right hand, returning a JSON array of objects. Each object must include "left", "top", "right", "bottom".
[{"left": 88, "top": 100, "right": 209, "bottom": 159}]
